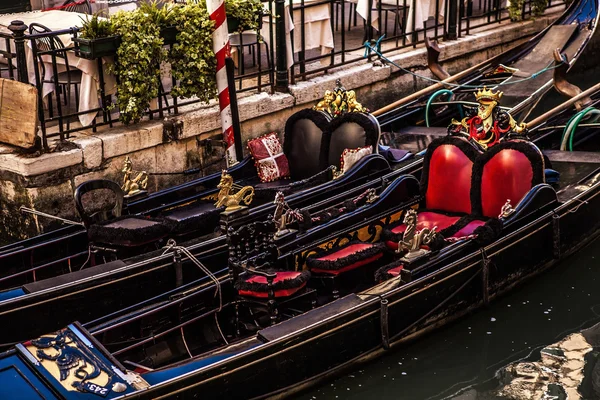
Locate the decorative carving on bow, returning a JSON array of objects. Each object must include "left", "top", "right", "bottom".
[
  {"left": 397, "top": 209, "right": 437, "bottom": 262},
  {"left": 499, "top": 199, "right": 516, "bottom": 219},
  {"left": 448, "top": 87, "right": 526, "bottom": 150},
  {"left": 483, "top": 64, "right": 519, "bottom": 78},
  {"left": 29, "top": 329, "right": 116, "bottom": 396},
  {"left": 273, "top": 191, "right": 302, "bottom": 236},
  {"left": 215, "top": 170, "right": 255, "bottom": 212},
  {"left": 313, "top": 80, "right": 369, "bottom": 117},
  {"left": 122, "top": 156, "right": 148, "bottom": 197}
]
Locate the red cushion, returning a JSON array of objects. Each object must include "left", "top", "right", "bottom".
[
  {"left": 247, "top": 132, "right": 291, "bottom": 183},
  {"left": 451, "top": 219, "right": 485, "bottom": 238},
  {"left": 309, "top": 243, "right": 384, "bottom": 276},
  {"left": 238, "top": 271, "right": 307, "bottom": 298},
  {"left": 425, "top": 144, "right": 474, "bottom": 214},
  {"left": 481, "top": 149, "right": 533, "bottom": 218},
  {"left": 386, "top": 212, "right": 460, "bottom": 250},
  {"left": 386, "top": 264, "right": 404, "bottom": 277}
]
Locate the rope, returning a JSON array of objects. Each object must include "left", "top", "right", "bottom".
[
  {"left": 163, "top": 239, "right": 223, "bottom": 312},
  {"left": 560, "top": 107, "right": 600, "bottom": 151},
  {"left": 425, "top": 89, "right": 464, "bottom": 127},
  {"left": 42, "top": 0, "right": 91, "bottom": 11},
  {"left": 363, "top": 39, "right": 565, "bottom": 90}
]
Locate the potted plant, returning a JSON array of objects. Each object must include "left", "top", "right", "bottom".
[
  {"left": 225, "top": 0, "right": 264, "bottom": 33},
  {"left": 74, "top": 14, "right": 119, "bottom": 59}
]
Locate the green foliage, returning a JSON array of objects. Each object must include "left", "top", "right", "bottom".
[
  {"left": 508, "top": 0, "right": 548, "bottom": 21},
  {"left": 79, "top": 14, "right": 114, "bottom": 39},
  {"left": 110, "top": 1, "right": 168, "bottom": 125},
  {"left": 225, "top": 0, "right": 264, "bottom": 32},
  {"left": 168, "top": 1, "right": 217, "bottom": 100}
]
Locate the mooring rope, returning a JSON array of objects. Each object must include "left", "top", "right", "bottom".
[
  {"left": 363, "top": 38, "right": 565, "bottom": 90},
  {"left": 163, "top": 239, "right": 223, "bottom": 312}
]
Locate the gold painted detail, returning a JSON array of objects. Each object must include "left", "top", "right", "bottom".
[
  {"left": 122, "top": 156, "right": 148, "bottom": 196},
  {"left": 483, "top": 64, "right": 519, "bottom": 78},
  {"left": 313, "top": 79, "right": 368, "bottom": 117},
  {"left": 449, "top": 86, "right": 526, "bottom": 150},
  {"left": 215, "top": 170, "right": 255, "bottom": 212},
  {"left": 26, "top": 328, "right": 123, "bottom": 396},
  {"left": 396, "top": 209, "right": 437, "bottom": 256},
  {"left": 499, "top": 199, "right": 516, "bottom": 219}
]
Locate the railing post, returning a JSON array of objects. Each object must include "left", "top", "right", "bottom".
[
  {"left": 446, "top": 0, "right": 458, "bottom": 40},
  {"left": 8, "top": 20, "right": 29, "bottom": 84},
  {"left": 274, "top": 0, "right": 289, "bottom": 92}
]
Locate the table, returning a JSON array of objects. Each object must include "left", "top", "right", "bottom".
[
  {"left": 355, "top": 0, "right": 445, "bottom": 34},
  {"left": 260, "top": 0, "right": 334, "bottom": 69},
  {"left": 0, "top": 10, "right": 117, "bottom": 127}
]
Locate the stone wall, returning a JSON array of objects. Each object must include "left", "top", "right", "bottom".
[{"left": 0, "top": 15, "right": 559, "bottom": 242}]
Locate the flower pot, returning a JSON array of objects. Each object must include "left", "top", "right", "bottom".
[
  {"left": 227, "top": 17, "right": 241, "bottom": 33},
  {"left": 161, "top": 25, "right": 178, "bottom": 45},
  {"left": 74, "top": 35, "right": 120, "bottom": 59}
]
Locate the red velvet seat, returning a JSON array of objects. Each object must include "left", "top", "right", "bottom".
[
  {"left": 384, "top": 136, "right": 481, "bottom": 249},
  {"left": 306, "top": 242, "right": 386, "bottom": 275},
  {"left": 472, "top": 140, "right": 545, "bottom": 219},
  {"left": 237, "top": 270, "right": 311, "bottom": 298}
]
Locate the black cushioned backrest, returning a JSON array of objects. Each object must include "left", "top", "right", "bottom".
[
  {"left": 325, "top": 113, "right": 380, "bottom": 168},
  {"left": 74, "top": 179, "right": 124, "bottom": 228},
  {"left": 284, "top": 109, "right": 331, "bottom": 180}
]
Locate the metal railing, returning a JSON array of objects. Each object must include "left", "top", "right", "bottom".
[{"left": 0, "top": 0, "right": 563, "bottom": 148}]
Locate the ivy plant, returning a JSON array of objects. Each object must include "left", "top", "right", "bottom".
[
  {"left": 168, "top": 1, "right": 217, "bottom": 101},
  {"left": 508, "top": 0, "right": 547, "bottom": 21},
  {"left": 109, "top": 1, "right": 171, "bottom": 124},
  {"left": 225, "top": 0, "right": 264, "bottom": 32}
]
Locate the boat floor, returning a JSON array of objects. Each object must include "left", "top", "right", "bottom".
[
  {"left": 382, "top": 127, "right": 447, "bottom": 154},
  {"left": 544, "top": 150, "right": 600, "bottom": 202}
]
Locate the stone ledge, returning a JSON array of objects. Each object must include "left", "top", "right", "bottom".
[{"left": 0, "top": 148, "right": 83, "bottom": 177}]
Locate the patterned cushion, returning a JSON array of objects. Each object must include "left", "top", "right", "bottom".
[
  {"left": 340, "top": 146, "right": 373, "bottom": 174},
  {"left": 247, "top": 132, "right": 291, "bottom": 183}
]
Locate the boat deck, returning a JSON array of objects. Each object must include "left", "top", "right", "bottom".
[{"left": 545, "top": 150, "right": 600, "bottom": 202}]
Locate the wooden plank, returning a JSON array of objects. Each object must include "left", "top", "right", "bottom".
[{"left": 0, "top": 79, "right": 38, "bottom": 149}]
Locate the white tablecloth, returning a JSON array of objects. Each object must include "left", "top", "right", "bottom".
[
  {"left": 260, "top": 0, "right": 334, "bottom": 68},
  {"left": 0, "top": 10, "right": 117, "bottom": 127},
  {"left": 355, "top": 0, "right": 445, "bottom": 34}
]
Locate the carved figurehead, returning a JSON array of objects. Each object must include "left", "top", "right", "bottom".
[
  {"left": 397, "top": 209, "right": 438, "bottom": 260},
  {"left": 313, "top": 80, "right": 369, "bottom": 117},
  {"left": 121, "top": 156, "right": 148, "bottom": 197},
  {"left": 215, "top": 170, "right": 255, "bottom": 212},
  {"left": 449, "top": 87, "right": 526, "bottom": 150}
]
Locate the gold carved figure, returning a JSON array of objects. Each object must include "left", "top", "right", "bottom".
[
  {"left": 122, "top": 156, "right": 148, "bottom": 196},
  {"left": 215, "top": 170, "right": 255, "bottom": 212},
  {"left": 397, "top": 209, "right": 437, "bottom": 260},
  {"left": 313, "top": 80, "right": 369, "bottom": 117}
]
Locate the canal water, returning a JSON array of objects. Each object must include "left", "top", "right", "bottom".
[
  {"left": 297, "top": 237, "right": 600, "bottom": 400},
  {"left": 297, "top": 65, "right": 600, "bottom": 400}
]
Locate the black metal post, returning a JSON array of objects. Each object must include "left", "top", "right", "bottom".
[
  {"left": 225, "top": 57, "right": 244, "bottom": 161},
  {"left": 446, "top": 0, "right": 458, "bottom": 40},
  {"left": 274, "top": 0, "right": 289, "bottom": 91},
  {"left": 8, "top": 20, "right": 29, "bottom": 84}
]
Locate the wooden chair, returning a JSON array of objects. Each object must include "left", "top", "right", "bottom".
[{"left": 227, "top": 221, "right": 314, "bottom": 334}]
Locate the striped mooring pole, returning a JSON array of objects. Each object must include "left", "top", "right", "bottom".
[{"left": 206, "top": 0, "right": 237, "bottom": 166}]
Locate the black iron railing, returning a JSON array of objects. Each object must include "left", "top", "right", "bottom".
[{"left": 0, "top": 0, "right": 564, "bottom": 148}]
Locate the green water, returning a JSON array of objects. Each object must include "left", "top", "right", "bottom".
[{"left": 298, "top": 237, "right": 600, "bottom": 400}]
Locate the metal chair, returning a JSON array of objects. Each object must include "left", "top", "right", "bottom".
[
  {"left": 229, "top": 12, "right": 272, "bottom": 88},
  {"left": 61, "top": 0, "right": 92, "bottom": 14},
  {"left": 29, "top": 23, "right": 83, "bottom": 130}
]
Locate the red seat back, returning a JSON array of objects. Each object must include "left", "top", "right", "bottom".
[
  {"left": 421, "top": 136, "right": 481, "bottom": 214},
  {"left": 472, "top": 140, "right": 545, "bottom": 218}
]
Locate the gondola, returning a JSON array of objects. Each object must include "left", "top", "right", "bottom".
[
  {"left": 2, "top": 72, "right": 600, "bottom": 398},
  {"left": 0, "top": 0, "right": 596, "bottom": 289},
  {"left": 0, "top": 0, "right": 598, "bottom": 350}
]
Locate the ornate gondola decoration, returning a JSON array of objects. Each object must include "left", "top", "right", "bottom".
[
  {"left": 121, "top": 156, "right": 148, "bottom": 197},
  {"left": 273, "top": 191, "right": 300, "bottom": 237},
  {"left": 214, "top": 170, "right": 255, "bottom": 212},
  {"left": 449, "top": 87, "right": 526, "bottom": 150},
  {"left": 396, "top": 209, "right": 438, "bottom": 262},
  {"left": 28, "top": 328, "right": 116, "bottom": 396},
  {"left": 313, "top": 80, "right": 369, "bottom": 117}
]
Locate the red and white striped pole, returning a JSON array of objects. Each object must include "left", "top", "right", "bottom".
[{"left": 206, "top": 0, "right": 237, "bottom": 166}]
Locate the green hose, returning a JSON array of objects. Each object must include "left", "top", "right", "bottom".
[
  {"left": 560, "top": 107, "right": 600, "bottom": 151},
  {"left": 425, "top": 89, "right": 464, "bottom": 127}
]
